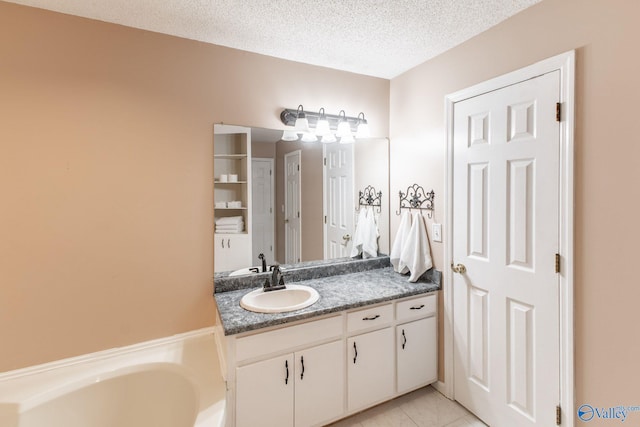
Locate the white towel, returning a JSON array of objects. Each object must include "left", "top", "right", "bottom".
[
  {"left": 216, "top": 216, "right": 243, "bottom": 225},
  {"left": 390, "top": 211, "right": 412, "bottom": 273},
  {"left": 216, "top": 225, "right": 244, "bottom": 231},
  {"left": 400, "top": 212, "right": 433, "bottom": 282},
  {"left": 350, "top": 207, "right": 379, "bottom": 259}
]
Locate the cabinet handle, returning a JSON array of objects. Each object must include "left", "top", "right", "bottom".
[
  {"left": 353, "top": 342, "right": 358, "bottom": 364},
  {"left": 285, "top": 360, "right": 289, "bottom": 385},
  {"left": 221, "top": 239, "right": 225, "bottom": 249},
  {"left": 227, "top": 238, "right": 231, "bottom": 249},
  {"left": 410, "top": 304, "right": 425, "bottom": 310},
  {"left": 402, "top": 329, "right": 407, "bottom": 350},
  {"left": 362, "top": 314, "right": 380, "bottom": 321},
  {"left": 300, "top": 356, "right": 305, "bottom": 380}
]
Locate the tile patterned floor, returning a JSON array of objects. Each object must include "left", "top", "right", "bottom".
[{"left": 328, "top": 386, "right": 487, "bottom": 427}]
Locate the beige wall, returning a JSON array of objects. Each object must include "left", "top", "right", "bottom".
[
  {"left": 390, "top": 0, "right": 640, "bottom": 418},
  {"left": 354, "top": 138, "right": 390, "bottom": 255},
  {"left": 0, "top": 1, "right": 389, "bottom": 372}
]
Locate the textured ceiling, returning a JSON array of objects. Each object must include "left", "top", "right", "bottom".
[{"left": 5, "top": 0, "right": 541, "bottom": 79}]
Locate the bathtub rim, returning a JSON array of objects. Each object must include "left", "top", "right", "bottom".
[{"left": 0, "top": 327, "right": 221, "bottom": 421}]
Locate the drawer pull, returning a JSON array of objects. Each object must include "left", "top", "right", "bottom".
[
  {"left": 402, "top": 329, "right": 407, "bottom": 349},
  {"left": 285, "top": 360, "right": 289, "bottom": 385},
  {"left": 410, "top": 304, "right": 425, "bottom": 310},
  {"left": 300, "top": 356, "right": 305, "bottom": 380},
  {"left": 362, "top": 314, "right": 380, "bottom": 321},
  {"left": 353, "top": 342, "right": 358, "bottom": 364}
]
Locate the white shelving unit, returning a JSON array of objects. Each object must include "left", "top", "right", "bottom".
[{"left": 214, "top": 124, "right": 252, "bottom": 272}]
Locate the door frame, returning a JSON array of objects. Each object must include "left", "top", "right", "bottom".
[
  {"left": 443, "top": 50, "right": 575, "bottom": 426},
  {"left": 252, "top": 157, "right": 275, "bottom": 262}
]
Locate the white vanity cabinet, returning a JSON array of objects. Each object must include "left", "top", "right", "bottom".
[
  {"left": 294, "top": 340, "right": 345, "bottom": 427},
  {"left": 229, "top": 315, "right": 344, "bottom": 427},
  {"left": 235, "top": 340, "right": 344, "bottom": 427},
  {"left": 396, "top": 295, "right": 438, "bottom": 393},
  {"left": 218, "top": 292, "right": 438, "bottom": 427},
  {"left": 214, "top": 234, "right": 251, "bottom": 272},
  {"left": 236, "top": 353, "right": 293, "bottom": 427},
  {"left": 346, "top": 303, "right": 395, "bottom": 412}
]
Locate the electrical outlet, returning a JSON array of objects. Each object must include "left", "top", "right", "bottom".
[{"left": 432, "top": 223, "right": 442, "bottom": 242}]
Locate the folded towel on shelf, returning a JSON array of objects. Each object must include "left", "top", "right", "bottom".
[
  {"left": 350, "top": 207, "right": 379, "bottom": 259},
  {"left": 390, "top": 211, "right": 412, "bottom": 273},
  {"left": 400, "top": 212, "right": 433, "bottom": 282},
  {"left": 227, "top": 201, "right": 243, "bottom": 209},
  {"left": 215, "top": 216, "right": 243, "bottom": 225},
  {"left": 216, "top": 224, "right": 244, "bottom": 231}
]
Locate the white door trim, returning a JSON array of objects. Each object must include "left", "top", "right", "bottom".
[{"left": 443, "top": 50, "right": 575, "bottom": 426}]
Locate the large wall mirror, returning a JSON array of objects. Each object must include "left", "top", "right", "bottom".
[{"left": 214, "top": 125, "right": 389, "bottom": 273}]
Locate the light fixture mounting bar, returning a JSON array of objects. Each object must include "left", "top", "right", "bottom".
[{"left": 280, "top": 108, "right": 361, "bottom": 132}]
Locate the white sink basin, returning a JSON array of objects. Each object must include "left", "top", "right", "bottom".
[
  {"left": 240, "top": 284, "right": 320, "bottom": 313},
  {"left": 229, "top": 266, "right": 261, "bottom": 277},
  {"left": 228, "top": 266, "right": 287, "bottom": 277}
]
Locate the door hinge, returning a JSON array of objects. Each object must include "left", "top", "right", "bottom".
[
  {"left": 556, "top": 405, "right": 562, "bottom": 425},
  {"left": 323, "top": 157, "right": 326, "bottom": 166},
  {"left": 269, "top": 169, "right": 272, "bottom": 176},
  {"left": 297, "top": 164, "right": 300, "bottom": 171},
  {"left": 555, "top": 253, "right": 561, "bottom": 274},
  {"left": 297, "top": 211, "right": 300, "bottom": 218},
  {"left": 270, "top": 207, "right": 272, "bottom": 214},
  {"left": 324, "top": 215, "right": 327, "bottom": 224},
  {"left": 556, "top": 102, "right": 561, "bottom": 122}
]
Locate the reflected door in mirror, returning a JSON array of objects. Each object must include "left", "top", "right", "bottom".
[
  {"left": 251, "top": 158, "right": 275, "bottom": 263},
  {"left": 285, "top": 150, "right": 301, "bottom": 263},
  {"left": 324, "top": 143, "right": 354, "bottom": 259}
]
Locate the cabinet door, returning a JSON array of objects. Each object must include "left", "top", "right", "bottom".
[
  {"left": 295, "top": 340, "right": 345, "bottom": 427},
  {"left": 397, "top": 316, "right": 437, "bottom": 394},
  {"left": 236, "top": 354, "right": 294, "bottom": 427},
  {"left": 214, "top": 234, "right": 251, "bottom": 271},
  {"left": 347, "top": 328, "right": 394, "bottom": 412}
]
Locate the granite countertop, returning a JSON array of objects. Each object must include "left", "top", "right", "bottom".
[{"left": 214, "top": 266, "right": 440, "bottom": 335}]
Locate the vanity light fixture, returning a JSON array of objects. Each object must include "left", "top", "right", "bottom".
[
  {"left": 321, "top": 133, "right": 337, "bottom": 143},
  {"left": 279, "top": 106, "right": 370, "bottom": 144},
  {"left": 301, "top": 132, "right": 318, "bottom": 143},
  {"left": 335, "top": 110, "right": 351, "bottom": 138},
  {"left": 315, "top": 108, "right": 331, "bottom": 137},
  {"left": 356, "top": 112, "right": 370, "bottom": 139},
  {"left": 282, "top": 129, "right": 299, "bottom": 141},
  {"left": 293, "top": 104, "right": 310, "bottom": 134}
]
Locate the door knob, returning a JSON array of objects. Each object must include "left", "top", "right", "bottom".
[
  {"left": 451, "top": 263, "right": 467, "bottom": 274},
  {"left": 284, "top": 218, "right": 289, "bottom": 223},
  {"left": 343, "top": 234, "right": 351, "bottom": 241}
]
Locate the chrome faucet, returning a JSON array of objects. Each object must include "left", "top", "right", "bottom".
[{"left": 264, "top": 264, "right": 286, "bottom": 292}]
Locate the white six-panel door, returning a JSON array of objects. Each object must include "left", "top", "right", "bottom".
[
  {"left": 452, "top": 71, "right": 561, "bottom": 426},
  {"left": 252, "top": 158, "right": 275, "bottom": 263},
  {"left": 284, "top": 150, "right": 301, "bottom": 264},
  {"left": 324, "top": 143, "right": 354, "bottom": 259}
]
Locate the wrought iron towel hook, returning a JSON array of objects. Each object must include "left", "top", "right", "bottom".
[
  {"left": 396, "top": 184, "right": 435, "bottom": 219},
  {"left": 357, "top": 185, "right": 382, "bottom": 213}
]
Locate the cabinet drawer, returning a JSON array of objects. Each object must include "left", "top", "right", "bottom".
[
  {"left": 347, "top": 303, "right": 393, "bottom": 333},
  {"left": 396, "top": 294, "right": 436, "bottom": 322},
  {"left": 236, "top": 315, "right": 342, "bottom": 362}
]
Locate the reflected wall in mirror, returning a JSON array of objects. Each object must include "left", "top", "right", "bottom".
[{"left": 214, "top": 125, "right": 389, "bottom": 273}]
